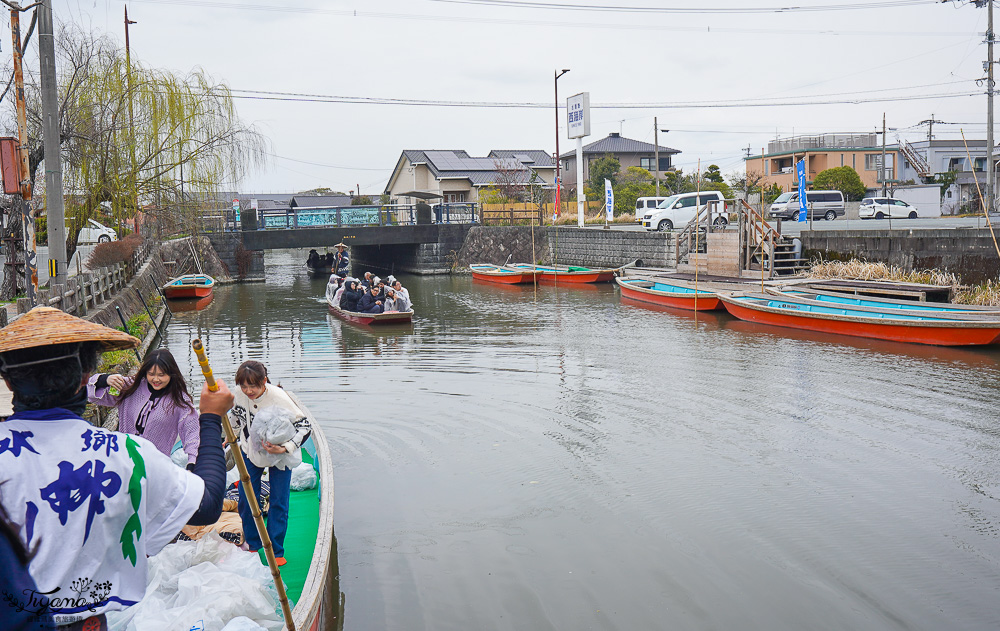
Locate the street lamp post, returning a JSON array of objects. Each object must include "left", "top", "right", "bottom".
[
  {"left": 554, "top": 68, "right": 569, "bottom": 218},
  {"left": 654, "top": 120, "right": 669, "bottom": 197}
]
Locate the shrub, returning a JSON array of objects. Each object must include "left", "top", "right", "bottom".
[{"left": 86, "top": 233, "right": 142, "bottom": 268}]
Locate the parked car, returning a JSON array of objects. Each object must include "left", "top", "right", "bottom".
[
  {"left": 769, "top": 190, "right": 845, "bottom": 221},
  {"left": 859, "top": 197, "right": 919, "bottom": 220},
  {"left": 77, "top": 219, "right": 117, "bottom": 244},
  {"left": 642, "top": 191, "right": 727, "bottom": 232},
  {"left": 634, "top": 196, "right": 670, "bottom": 222}
]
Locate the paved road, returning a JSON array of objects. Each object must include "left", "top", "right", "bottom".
[{"left": 589, "top": 216, "right": 999, "bottom": 235}]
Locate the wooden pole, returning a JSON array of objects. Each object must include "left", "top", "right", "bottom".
[{"left": 191, "top": 339, "right": 296, "bottom": 631}]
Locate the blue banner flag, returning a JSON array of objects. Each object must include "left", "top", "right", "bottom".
[
  {"left": 796, "top": 160, "right": 807, "bottom": 222},
  {"left": 605, "top": 179, "right": 614, "bottom": 222}
]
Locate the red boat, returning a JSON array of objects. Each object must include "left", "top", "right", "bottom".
[
  {"left": 718, "top": 292, "right": 1000, "bottom": 346},
  {"left": 162, "top": 274, "right": 215, "bottom": 300},
  {"left": 615, "top": 277, "right": 723, "bottom": 311},
  {"left": 507, "top": 263, "right": 616, "bottom": 284},
  {"left": 470, "top": 264, "right": 538, "bottom": 284}
]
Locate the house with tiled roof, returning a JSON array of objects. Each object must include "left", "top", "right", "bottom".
[
  {"left": 559, "top": 132, "right": 680, "bottom": 189},
  {"left": 384, "top": 149, "right": 556, "bottom": 205}
]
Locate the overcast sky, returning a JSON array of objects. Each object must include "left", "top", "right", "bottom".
[{"left": 41, "top": 0, "right": 992, "bottom": 195}]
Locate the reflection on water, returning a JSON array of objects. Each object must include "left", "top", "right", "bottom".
[{"left": 162, "top": 250, "right": 1000, "bottom": 631}]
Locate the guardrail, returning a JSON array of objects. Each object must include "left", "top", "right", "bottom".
[{"left": 206, "top": 203, "right": 482, "bottom": 232}]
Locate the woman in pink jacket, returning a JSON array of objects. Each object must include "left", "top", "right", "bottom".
[{"left": 88, "top": 348, "right": 201, "bottom": 465}]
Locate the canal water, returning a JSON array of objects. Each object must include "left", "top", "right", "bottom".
[{"left": 164, "top": 250, "right": 1000, "bottom": 631}]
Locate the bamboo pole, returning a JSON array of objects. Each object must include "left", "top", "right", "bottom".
[
  {"left": 191, "top": 339, "right": 296, "bottom": 631},
  {"left": 960, "top": 129, "right": 1000, "bottom": 260}
]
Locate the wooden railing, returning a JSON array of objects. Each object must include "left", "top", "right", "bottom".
[
  {"left": 14, "top": 238, "right": 156, "bottom": 318},
  {"left": 737, "top": 199, "right": 781, "bottom": 278},
  {"left": 674, "top": 199, "right": 729, "bottom": 267},
  {"left": 481, "top": 207, "right": 545, "bottom": 226}
]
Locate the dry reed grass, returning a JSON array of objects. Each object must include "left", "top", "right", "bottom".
[
  {"left": 954, "top": 280, "right": 1000, "bottom": 305},
  {"left": 808, "top": 259, "right": 959, "bottom": 287}
]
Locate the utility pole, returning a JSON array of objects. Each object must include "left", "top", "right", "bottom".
[
  {"left": 554, "top": 69, "right": 569, "bottom": 218},
  {"left": 881, "top": 113, "right": 888, "bottom": 198},
  {"left": 10, "top": 5, "right": 36, "bottom": 304},
  {"left": 125, "top": 5, "right": 138, "bottom": 234},
  {"left": 988, "top": 0, "right": 995, "bottom": 215},
  {"left": 654, "top": 118, "right": 660, "bottom": 197},
  {"left": 39, "top": 0, "right": 66, "bottom": 286}
]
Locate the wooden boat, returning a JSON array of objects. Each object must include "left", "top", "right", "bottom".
[
  {"left": 771, "top": 287, "right": 1000, "bottom": 315},
  {"left": 166, "top": 394, "right": 337, "bottom": 631},
  {"left": 325, "top": 283, "right": 413, "bottom": 324},
  {"left": 615, "top": 277, "right": 723, "bottom": 311},
  {"left": 306, "top": 262, "right": 334, "bottom": 276},
  {"left": 718, "top": 291, "right": 1000, "bottom": 346},
  {"left": 507, "top": 263, "right": 616, "bottom": 284},
  {"left": 470, "top": 263, "right": 538, "bottom": 284},
  {"left": 162, "top": 274, "right": 215, "bottom": 299},
  {"left": 282, "top": 393, "right": 338, "bottom": 631}
]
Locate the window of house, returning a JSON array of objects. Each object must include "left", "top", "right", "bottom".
[
  {"left": 948, "top": 157, "right": 966, "bottom": 171},
  {"left": 974, "top": 157, "right": 986, "bottom": 172},
  {"left": 639, "top": 157, "right": 671, "bottom": 171},
  {"left": 864, "top": 154, "right": 882, "bottom": 171}
]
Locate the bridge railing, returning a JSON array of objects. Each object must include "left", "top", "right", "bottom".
[{"left": 220, "top": 203, "right": 480, "bottom": 231}]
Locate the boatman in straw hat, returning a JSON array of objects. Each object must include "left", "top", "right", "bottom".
[
  {"left": 333, "top": 242, "right": 350, "bottom": 278},
  {"left": 0, "top": 307, "right": 233, "bottom": 630}
]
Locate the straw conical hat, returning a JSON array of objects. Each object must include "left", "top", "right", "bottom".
[
  {"left": 0, "top": 306, "right": 139, "bottom": 354},
  {"left": 334, "top": 242, "right": 348, "bottom": 248}
]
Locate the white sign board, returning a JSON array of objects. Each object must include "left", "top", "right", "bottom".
[{"left": 567, "top": 92, "right": 591, "bottom": 139}]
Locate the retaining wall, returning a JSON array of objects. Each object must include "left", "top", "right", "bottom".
[
  {"left": 456, "top": 226, "right": 677, "bottom": 269},
  {"left": 802, "top": 228, "right": 1000, "bottom": 284}
]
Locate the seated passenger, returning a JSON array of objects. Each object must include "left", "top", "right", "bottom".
[
  {"left": 383, "top": 288, "right": 399, "bottom": 313},
  {"left": 360, "top": 272, "right": 374, "bottom": 289},
  {"left": 325, "top": 252, "right": 334, "bottom": 267},
  {"left": 392, "top": 281, "right": 412, "bottom": 312},
  {"left": 331, "top": 277, "right": 346, "bottom": 306},
  {"left": 340, "top": 280, "right": 364, "bottom": 312},
  {"left": 357, "top": 285, "right": 384, "bottom": 314},
  {"left": 307, "top": 249, "right": 320, "bottom": 266}
]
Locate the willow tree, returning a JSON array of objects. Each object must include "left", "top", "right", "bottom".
[{"left": 16, "top": 24, "right": 267, "bottom": 255}]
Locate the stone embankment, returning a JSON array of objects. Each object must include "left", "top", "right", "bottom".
[{"left": 455, "top": 226, "right": 676, "bottom": 269}]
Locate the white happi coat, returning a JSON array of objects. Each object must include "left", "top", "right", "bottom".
[{"left": 0, "top": 408, "right": 203, "bottom": 624}]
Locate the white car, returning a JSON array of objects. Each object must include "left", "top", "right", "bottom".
[
  {"left": 859, "top": 197, "right": 919, "bottom": 220},
  {"left": 77, "top": 219, "right": 117, "bottom": 244},
  {"left": 642, "top": 191, "right": 727, "bottom": 231}
]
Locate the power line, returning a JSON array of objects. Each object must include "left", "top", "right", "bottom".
[
  {"left": 423, "top": 0, "right": 937, "bottom": 13},
  {"left": 124, "top": 0, "right": 971, "bottom": 37},
  {"left": 226, "top": 87, "right": 978, "bottom": 110}
]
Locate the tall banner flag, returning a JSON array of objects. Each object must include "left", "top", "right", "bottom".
[
  {"left": 605, "top": 179, "right": 614, "bottom": 222},
  {"left": 796, "top": 159, "right": 807, "bottom": 222}
]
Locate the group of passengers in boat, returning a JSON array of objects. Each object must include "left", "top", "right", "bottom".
[
  {"left": 329, "top": 271, "right": 412, "bottom": 314},
  {"left": 306, "top": 243, "right": 350, "bottom": 277},
  {"left": 0, "top": 306, "right": 312, "bottom": 629}
]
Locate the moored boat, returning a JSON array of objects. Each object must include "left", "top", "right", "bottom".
[
  {"left": 507, "top": 263, "right": 616, "bottom": 284},
  {"left": 162, "top": 274, "right": 215, "bottom": 299},
  {"left": 718, "top": 292, "right": 1000, "bottom": 346},
  {"left": 470, "top": 263, "right": 539, "bottom": 284},
  {"left": 772, "top": 287, "right": 1000, "bottom": 315},
  {"left": 615, "top": 277, "right": 723, "bottom": 311}
]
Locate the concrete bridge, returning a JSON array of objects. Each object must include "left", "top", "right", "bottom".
[{"left": 212, "top": 224, "right": 474, "bottom": 277}]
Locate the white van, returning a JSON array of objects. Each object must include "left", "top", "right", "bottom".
[
  {"left": 634, "top": 196, "right": 670, "bottom": 222},
  {"left": 642, "top": 191, "right": 727, "bottom": 231},
  {"left": 769, "top": 190, "right": 845, "bottom": 221}
]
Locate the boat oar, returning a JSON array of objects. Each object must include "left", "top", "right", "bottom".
[{"left": 191, "top": 339, "right": 296, "bottom": 631}]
